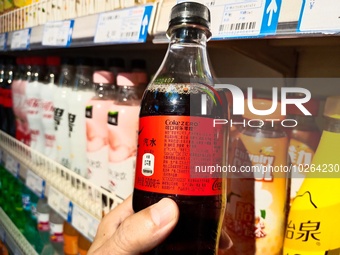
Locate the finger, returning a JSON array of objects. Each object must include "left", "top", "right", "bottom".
[
  {"left": 90, "top": 198, "right": 179, "bottom": 255},
  {"left": 89, "top": 196, "right": 135, "bottom": 253}
]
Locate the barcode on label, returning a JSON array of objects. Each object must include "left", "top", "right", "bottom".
[
  {"left": 121, "top": 31, "right": 139, "bottom": 38},
  {"left": 219, "top": 21, "right": 256, "bottom": 32}
]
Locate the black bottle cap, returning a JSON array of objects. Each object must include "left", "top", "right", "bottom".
[
  {"left": 167, "top": 2, "right": 211, "bottom": 37},
  {"left": 108, "top": 58, "right": 125, "bottom": 68}
]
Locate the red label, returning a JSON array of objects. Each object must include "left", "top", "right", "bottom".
[
  {"left": 2, "top": 89, "right": 13, "bottom": 108},
  {"left": 134, "top": 116, "right": 226, "bottom": 196}
]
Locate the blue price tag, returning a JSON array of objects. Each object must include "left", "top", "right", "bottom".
[
  {"left": 42, "top": 20, "right": 74, "bottom": 47},
  {"left": 10, "top": 28, "right": 31, "bottom": 50},
  {"left": 0, "top": 33, "right": 7, "bottom": 51}
]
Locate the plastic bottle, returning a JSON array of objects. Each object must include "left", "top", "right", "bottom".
[
  {"left": 223, "top": 99, "right": 289, "bottom": 255},
  {"left": 36, "top": 198, "right": 51, "bottom": 249},
  {"left": 77, "top": 234, "right": 92, "bottom": 255},
  {"left": 40, "top": 56, "right": 60, "bottom": 160},
  {"left": 0, "top": 58, "right": 5, "bottom": 134},
  {"left": 0, "top": 56, "right": 16, "bottom": 137},
  {"left": 49, "top": 209, "right": 64, "bottom": 255},
  {"left": 12, "top": 57, "right": 25, "bottom": 142},
  {"left": 21, "top": 57, "right": 33, "bottom": 146},
  {"left": 68, "top": 58, "right": 95, "bottom": 177},
  {"left": 132, "top": 2, "right": 227, "bottom": 254},
  {"left": 25, "top": 56, "right": 46, "bottom": 154},
  {"left": 63, "top": 221, "right": 79, "bottom": 255},
  {"left": 108, "top": 58, "right": 125, "bottom": 85},
  {"left": 283, "top": 96, "right": 340, "bottom": 254},
  {"left": 54, "top": 58, "right": 75, "bottom": 168},
  {"left": 107, "top": 72, "right": 141, "bottom": 198},
  {"left": 86, "top": 70, "right": 115, "bottom": 189},
  {"left": 130, "top": 58, "right": 148, "bottom": 88}
]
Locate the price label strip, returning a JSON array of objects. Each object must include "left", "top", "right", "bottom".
[
  {"left": 71, "top": 203, "right": 100, "bottom": 241},
  {"left": 298, "top": 0, "right": 340, "bottom": 33},
  {"left": 26, "top": 169, "right": 45, "bottom": 198},
  {"left": 94, "top": 5, "right": 153, "bottom": 44},
  {"left": 42, "top": 20, "right": 75, "bottom": 47},
  {"left": 206, "top": 0, "right": 282, "bottom": 39},
  {"left": 10, "top": 28, "right": 31, "bottom": 50},
  {"left": 48, "top": 186, "right": 71, "bottom": 221},
  {"left": 5, "top": 154, "right": 20, "bottom": 177},
  {"left": 0, "top": 33, "right": 7, "bottom": 51}
]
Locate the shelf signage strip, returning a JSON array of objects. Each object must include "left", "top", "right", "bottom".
[
  {"left": 42, "top": 20, "right": 75, "bottom": 47},
  {"left": 10, "top": 28, "right": 31, "bottom": 50}
]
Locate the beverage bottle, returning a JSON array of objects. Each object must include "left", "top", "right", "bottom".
[
  {"left": 68, "top": 58, "right": 95, "bottom": 177},
  {"left": 132, "top": 2, "right": 227, "bottom": 254},
  {"left": 40, "top": 56, "right": 60, "bottom": 160},
  {"left": 0, "top": 56, "right": 16, "bottom": 137},
  {"left": 283, "top": 96, "right": 340, "bottom": 254},
  {"left": 131, "top": 58, "right": 148, "bottom": 88},
  {"left": 286, "top": 96, "right": 321, "bottom": 204},
  {"left": 49, "top": 209, "right": 64, "bottom": 255},
  {"left": 78, "top": 234, "right": 92, "bottom": 255},
  {"left": 21, "top": 57, "right": 33, "bottom": 146},
  {"left": 108, "top": 57, "right": 125, "bottom": 84},
  {"left": 12, "top": 57, "right": 25, "bottom": 142},
  {"left": 86, "top": 70, "right": 115, "bottom": 188},
  {"left": 36, "top": 198, "right": 51, "bottom": 247},
  {"left": 25, "top": 56, "right": 46, "bottom": 154},
  {"left": 108, "top": 72, "right": 142, "bottom": 198},
  {"left": 63, "top": 221, "right": 79, "bottom": 255},
  {"left": 223, "top": 99, "right": 289, "bottom": 255},
  {"left": 0, "top": 58, "right": 5, "bottom": 133},
  {"left": 54, "top": 58, "right": 75, "bottom": 168}
]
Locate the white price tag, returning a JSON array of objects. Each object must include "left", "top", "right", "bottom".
[
  {"left": 42, "top": 20, "right": 74, "bottom": 46},
  {"left": 10, "top": 28, "right": 31, "bottom": 50},
  {"left": 59, "top": 195, "right": 71, "bottom": 220},
  {"left": 0, "top": 33, "right": 7, "bottom": 51},
  {"left": 298, "top": 0, "right": 340, "bottom": 33},
  {"left": 71, "top": 205, "right": 90, "bottom": 237},
  {"left": 26, "top": 169, "right": 45, "bottom": 197},
  {"left": 48, "top": 186, "right": 62, "bottom": 213},
  {"left": 5, "top": 154, "right": 19, "bottom": 177},
  {"left": 88, "top": 217, "right": 100, "bottom": 241},
  {"left": 94, "top": 5, "right": 153, "bottom": 43}
]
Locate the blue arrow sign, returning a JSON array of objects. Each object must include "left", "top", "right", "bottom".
[{"left": 260, "top": 0, "right": 282, "bottom": 35}]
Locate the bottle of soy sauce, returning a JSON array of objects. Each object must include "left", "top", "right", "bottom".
[{"left": 132, "top": 2, "right": 228, "bottom": 254}]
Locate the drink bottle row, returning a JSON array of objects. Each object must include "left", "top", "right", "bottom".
[
  {"left": 0, "top": 55, "right": 148, "bottom": 199},
  {"left": 0, "top": 166, "right": 92, "bottom": 255}
]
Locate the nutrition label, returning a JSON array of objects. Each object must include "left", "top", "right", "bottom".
[{"left": 135, "top": 116, "right": 225, "bottom": 195}]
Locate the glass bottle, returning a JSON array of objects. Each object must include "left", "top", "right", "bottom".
[{"left": 132, "top": 2, "right": 227, "bottom": 254}]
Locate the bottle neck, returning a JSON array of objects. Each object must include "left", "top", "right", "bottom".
[
  {"left": 116, "top": 85, "right": 141, "bottom": 105},
  {"left": 323, "top": 116, "right": 340, "bottom": 133},
  {"left": 288, "top": 114, "right": 319, "bottom": 130},
  {"left": 94, "top": 83, "right": 115, "bottom": 99},
  {"left": 74, "top": 65, "right": 93, "bottom": 91},
  {"left": 154, "top": 27, "right": 212, "bottom": 85}
]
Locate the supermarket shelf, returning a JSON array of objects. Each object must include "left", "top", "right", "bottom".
[
  {"left": 0, "top": 131, "right": 123, "bottom": 242},
  {"left": 0, "top": 208, "right": 39, "bottom": 255}
]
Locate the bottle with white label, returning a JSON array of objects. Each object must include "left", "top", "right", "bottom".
[
  {"left": 25, "top": 56, "right": 46, "bottom": 155},
  {"left": 54, "top": 58, "right": 75, "bottom": 168},
  {"left": 49, "top": 209, "right": 64, "bottom": 255},
  {"left": 86, "top": 70, "right": 115, "bottom": 189},
  {"left": 107, "top": 72, "right": 142, "bottom": 199},
  {"left": 68, "top": 58, "right": 95, "bottom": 177},
  {"left": 40, "top": 56, "right": 60, "bottom": 160}
]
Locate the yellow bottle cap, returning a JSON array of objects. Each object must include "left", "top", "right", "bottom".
[{"left": 324, "top": 96, "right": 340, "bottom": 119}]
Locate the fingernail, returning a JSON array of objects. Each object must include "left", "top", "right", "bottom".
[{"left": 150, "top": 198, "right": 178, "bottom": 228}]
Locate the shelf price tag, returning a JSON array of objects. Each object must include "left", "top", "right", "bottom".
[
  {"left": 0, "top": 33, "right": 7, "bottom": 51},
  {"left": 42, "top": 20, "right": 74, "bottom": 47},
  {"left": 71, "top": 204, "right": 100, "bottom": 241},
  {"left": 48, "top": 186, "right": 70, "bottom": 221},
  {"left": 298, "top": 0, "right": 340, "bottom": 33},
  {"left": 94, "top": 5, "right": 153, "bottom": 44},
  {"left": 10, "top": 28, "right": 31, "bottom": 50},
  {"left": 26, "top": 169, "right": 45, "bottom": 198},
  {"left": 208, "top": 0, "right": 282, "bottom": 39},
  {"left": 5, "top": 154, "right": 19, "bottom": 177}
]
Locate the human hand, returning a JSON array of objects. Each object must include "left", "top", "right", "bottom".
[
  {"left": 88, "top": 195, "right": 232, "bottom": 255},
  {"left": 88, "top": 196, "right": 179, "bottom": 255}
]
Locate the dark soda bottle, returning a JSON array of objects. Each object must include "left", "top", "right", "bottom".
[{"left": 132, "top": 2, "right": 228, "bottom": 254}]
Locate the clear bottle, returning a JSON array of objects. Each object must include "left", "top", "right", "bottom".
[
  {"left": 36, "top": 198, "right": 52, "bottom": 253},
  {"left": 86, "top": 70, "right": 115, "bottom": 188},
  {"left": 107, "top": 72, "right": 142, "bottom": 198},
  {"left": 286, "top": 97, "right": 321, "bottom": 203},
  {"left": 68, "top": 57, "right": 95, "bottom": 177},
  {"left": 54, "top": 58, "right": 75, "bottom": 168},
  {"left": 25, "top": 56, "right": 46, "bottom": 154},
  {"left": 223, "top": 99, "right": 289, "bottom": 255},
  {"left": 40, "top": 56, "right": 60, "bottom": 160},
  {"left": 77, "top": 234, "right": 92, "bottom": 255},
  {"left": 132, "top": 2, "right": 227, "bottom": 254},
  {"left": 283, "top": 96, "right": 340, "bottom": 254},
  {"left": 49, "top": 209, "right": 64, "bottom": 255},
  {"left": 108, "top": 57, "right": 125, "bottom": 85}
]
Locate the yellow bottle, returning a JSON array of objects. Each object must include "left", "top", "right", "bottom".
[{"left": 283, "top": 96, "right": 340, "bottom": 254}]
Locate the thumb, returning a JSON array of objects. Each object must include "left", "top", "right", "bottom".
[{"left": 92, "top": 198, "right": 179, "bottom": 255}]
